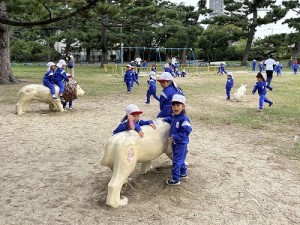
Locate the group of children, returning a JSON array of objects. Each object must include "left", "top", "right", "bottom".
[
  {"left": 252, "top": 58, "right": 299, "bottom": 75},
  {"left": 225, "top": 71, "right": 273, "bottom": 112},
  {"left": 43, "top": 57, "right": 75, "bottom": 109},
  {"left": 124, "top": 64, "right": 140, "bottom": 94},
  {"left": 164, "top": 63, "right": 187, "bottom": 77},
  {"left": 117, "top": 70, "right": 192, "bottom": 186}
]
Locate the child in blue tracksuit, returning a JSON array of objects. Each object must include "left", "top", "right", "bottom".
[
  {"left": 54, "top": 60, "right": 69, "bottom": 102},
  {"left": 145, "top": 71, "right": 160, "bottom": 104},
  {"left": 142, "top": 60, "right": 147, "bottom": 70},
  {"left": 157, "top": 72, "right": 182, "bottom": 118},
  {"left": 259, "top": 62, "right": 264, "bottom": 73},
  {"left": 132, "top": 66, "right": 139, "bottom": 86},
  {"left": 164, "top": 64, "right": 175, "bottom": 76},
  {"left": 113, "top": 104, "right": 156, "bottom": 137},
  {"left": 151, "top": 64, "right": 157, "bottom": 72},
  {"left": 164, "top": 94, "right": 192, "bottom": 186},
  {"left": 293, "top": 61, "right": 299, "bottom": 75},
  {"left": 275, "top": 63, "right": 282, "bottom": 76},
  {"left": 217, "top": 63, "right": 227, "bottom": 75},
  {"left": 252, "top": 59, "right": 257, "bottom": 72},
  {"left": 252, "top": 72, "right": 273, "bottom": 112},
  {"left": 124, "top": 65, "right": 133, "bottom": 94},
  {"left": 43, "top": 62, "right": 57, "bottom": 99},
  {"left": 225, "top": 72, "right": 234, "bottom": 100}
]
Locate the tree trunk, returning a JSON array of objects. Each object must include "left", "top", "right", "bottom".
[
  {"left": 134, "top": 29, "right": 144, "bottom": 59},
  {"left": 241, "top": 9, "right": 258, "bottom": 66},
  {"left": 86, "top": 47, "right": 91, "bottom": 62},
  {"left": 100, "top": 21, "right": 108, "bottom": 67},
  {"left": 0, "top": 2, "right": 17, "bottom": 84},
  {"left": 292, "top": 41, "right": 300, "bottom": 61}
]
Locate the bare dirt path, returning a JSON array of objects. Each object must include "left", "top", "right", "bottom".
[{"left": 1, "top": 93, "right": 300, "bottom": 225}]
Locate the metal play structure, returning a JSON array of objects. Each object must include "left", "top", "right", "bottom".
[{"left": 120, "top": 47, "right": 196, "bottom": 64}]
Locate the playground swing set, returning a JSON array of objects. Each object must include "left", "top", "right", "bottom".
[{"left": 120, "top": 47, "right": 196, "bottom": 65}]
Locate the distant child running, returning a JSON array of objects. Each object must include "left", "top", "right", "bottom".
[
  {"left": 145, "top": 71, "right": 160, "bottom": 104},
  {"left": 225, "top": 72, "right": 234, "bottom": 100},
  {"left": 43, "top": 62, "right": 57, "bottom": 99},
  {"left": 259, "top": 62, "right": 264, "bottom": 73},
  {"left": 157, "top": 72, "right": 183, "bottom": 118},
  {"left": 151, "top": 64, "right": 157, "bottom": 72},
  {"left": 217, "top": 63, "right": 227, "bottom": 75},
  {"left": 142, "top": 60, "right": 147, "bottom": 70},
  {"left": 252, "top": 59, "right": 257, "bottom": 72},
  {"left": 164, "top": 94, "right": 192, "bottom": 186},
  {"left": 113, "top": 104, "right": 156, "bottom": 137},
  {"left": 252, "top": 72, "right": 273, "bottom": 112},
  {"left": 293, "top": 61, "right": 299, "bottom": 75},
  {"left": 124, "top": 64, "right": 133, "bottom": 94},
  {"left": 275, "top": 62, "right": 282, "bottom": 76},
  {"left": 132, "top": 66, "right": 139, "bottom": 86}
]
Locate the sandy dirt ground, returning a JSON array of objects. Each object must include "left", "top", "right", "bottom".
[{"left": 1, "top": 83, "right": 300, "bottom": 225}]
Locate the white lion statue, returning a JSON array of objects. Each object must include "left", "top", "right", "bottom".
[
  {"left": 101, "top": 120, "right": 172, "bottom": 208},
  {"left": 16, "top": 83, "right": 85, "bottom": 115}
]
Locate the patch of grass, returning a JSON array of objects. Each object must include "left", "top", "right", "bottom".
[{"left": 276, "top": 141, "right": 300, "bottom": 160}]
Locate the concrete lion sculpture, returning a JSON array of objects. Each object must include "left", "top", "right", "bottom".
[
  {"left": 233, "top": 84, "right": 247, "bottom": 102},
  {"left": 16, "top": 82, "right": 85, "bottom": 115},
  {"left": 101, "top": 119, "right": 172, "bottom": 208}
]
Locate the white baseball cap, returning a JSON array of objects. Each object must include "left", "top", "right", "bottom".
[
  {"left": 126, "top": 64, "right": 131, "bottom": 67},
  {"left": 46, "top": 62, "right": 56, "bottom": 67},
  {"left": 58, "top": 59, "right": 67, "bottom": 65},
  {"left": 172, "top": 94, "right": 186, "bottom": 104},
  {"left": 157, "top": 72, "right": 174, "bottom": 82},
  {"left": 227, "top": 72, "right": 233, "bottom": 77},
  {"left": 125, "top": 104, "right": 143, "bottom": 115},
  {"left": 149, "top": 71, "right": 156, "bottom": 80},
  {"left": 56, "top": 63, "right": 63, "bottom": 68}
]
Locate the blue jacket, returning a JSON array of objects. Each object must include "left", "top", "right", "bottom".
[
  {"left": 113, "top": 119, "right": 153, "bottom": 135},
  {"left": 133, "top": 71, "right": 139, "bottom": 82},
  {"left": 165, "top": 113, "right": 192, "bottom": 144},
  {"left": 148, "top": 79, "right": 157, "bottom": 92},
  {"left": 54, "top": 68, "right": 69, "bottom": 82},
  {"left": 252, "top": 81, "right": 272, "bottom": 95},
  {"left": 164, "top": 67, "right": 174, "bottom": 76},
  {"left": 124, "top": 69, "right": 133, "bottom": 82},
  {"left": 275, "top": 64, "right": 282, "bottom": 72},
  {"left": 225, "top": 77, "right": 234, "bottom": 90},
  {"left": 158, "top": 85, "right": 179, "bottom": 118},
  {"left": 43, "top": 69, "right": 55, "bottom": 83}
]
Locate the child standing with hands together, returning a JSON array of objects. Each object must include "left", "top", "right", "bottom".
[{"left": 164, "top": 94, "right": 192, "bottom": 186}]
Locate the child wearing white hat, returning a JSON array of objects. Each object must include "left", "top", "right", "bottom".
[
  {"left": 124, "top": 65, "right": 133, "bottom": 94},
  {"left": 225, "top": 72, "right": 234, "bottom": 100},
  {"left": 113, "top": 104, "right": 156, "bottom": 137},
  {"left": 54, "top": 60, "right": 69, "bottom": 102},
  {"left": 43, "top": 62, "right": 57, "bottom": 99},
  {"left": 157, "top": 72, "right": 183, "bottom": 118},
  {"left": 164, "top": 94, "right": 192, "bottom": 186}
]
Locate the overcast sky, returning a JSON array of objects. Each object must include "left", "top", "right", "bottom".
[{"left": 169, "top": 0, "right": 296, "bottom": 38}]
